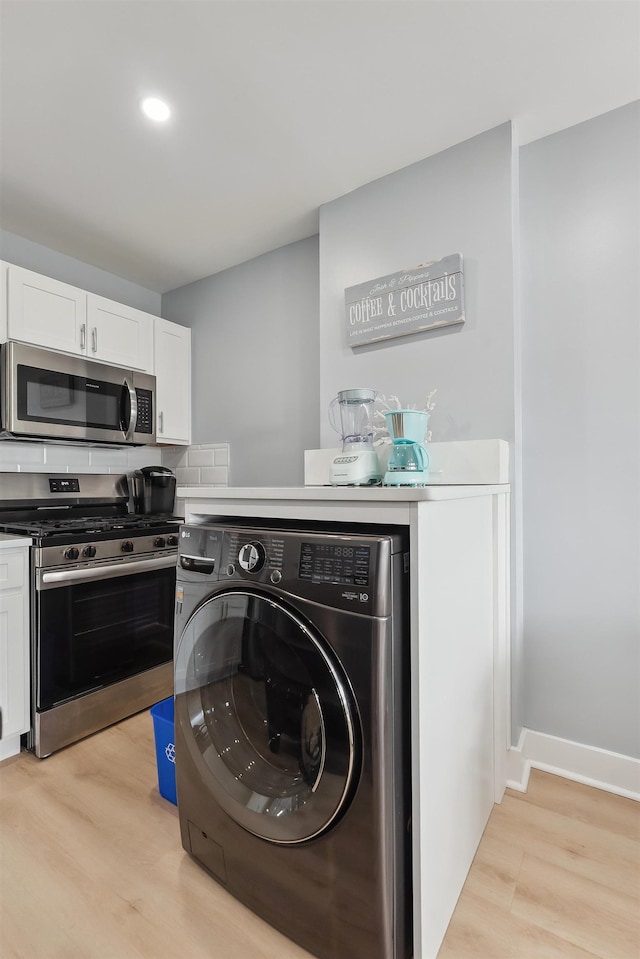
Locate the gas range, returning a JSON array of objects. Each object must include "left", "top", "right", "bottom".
[
  {"left": 0, "top": 472, "right": 180, "bottom": 567},
  {"left": 0, "top": 471, "right": 179, "bottom": 758},
  {"left": 0, "top": 513, "right": 180, "bottom": 569}
]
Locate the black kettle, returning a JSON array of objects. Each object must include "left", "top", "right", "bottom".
[{"left": 132, "top": 466, "right": 176, "bottom": 515}]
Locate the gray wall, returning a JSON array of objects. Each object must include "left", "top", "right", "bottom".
[
  {"left": 519, "top": 102, "right": 640, "bottom": 758},
  {"left": 320, "top": 124, "right": 514, "bottom": 446},
  {"left": 0, "top": 230, "right": 161, "bottom": 314},
  {"left": 319, "top": 123, "right": 516, "bottom": 449},
  {"left": 162, "top": 236, "right": 320, "bottom": 487},
  {"left": 318, "top": 121, "right": 523, "bottom": 734}
]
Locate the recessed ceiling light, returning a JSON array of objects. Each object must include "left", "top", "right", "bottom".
[{"left": 141, "top": 97, "right": 171, "bottom": 122}]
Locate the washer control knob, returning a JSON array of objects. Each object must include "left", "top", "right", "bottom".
[
  {"left": 167, "top": 535, "right": 178, "bottom": 547},
  {"left": 64, "top": 547, "right": 79, "bottom": 561},
  {"left": 121, "top": 540, "right": 134, "bottom": 553},
  {"left": 238, "top": 542, "right": 266, "bottom": 573},
  {"left": 270, "top": 570, "right": 282, "bottom": 585},
  {"left": 154, "top": 537, "right": 166, "bottom": 548},
  {"left": 226, "top": 563, "right": 236, "bottom": 576},
  {"left": 82, "top": 545, "right": 97, "bottom": 558}
]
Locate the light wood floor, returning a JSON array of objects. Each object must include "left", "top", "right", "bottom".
[{"left": 1, "top": 712, "right": 638, "bottom": 959}]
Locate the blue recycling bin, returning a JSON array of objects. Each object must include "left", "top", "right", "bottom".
[{"left": 150, "top": 697, "right": 177, "bottom": 805}]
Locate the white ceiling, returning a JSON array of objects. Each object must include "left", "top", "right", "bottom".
[{"left": 1, "top": 1, "right": 638, "bottom": 294}]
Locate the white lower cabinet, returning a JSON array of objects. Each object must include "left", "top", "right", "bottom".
[
  {"left": 154, "top": 318, "right": 191, "bottom": 445},
  {"left": 0, "top": 544, "right": 30, "bottom": 761}
]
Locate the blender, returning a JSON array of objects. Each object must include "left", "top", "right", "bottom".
[
  {"left": 383, "top": 409, "right": 430, "bottom": 486},
  {"left": 328, "top": 388, "right": 382, "bottom": 486}
]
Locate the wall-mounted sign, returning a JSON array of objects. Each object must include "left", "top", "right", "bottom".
[{"left": 344, "top": 253, "right": 464, "bottom": 347}]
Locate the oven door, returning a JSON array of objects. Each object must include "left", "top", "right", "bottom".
[{"left": 34, "top": 555, "right": 176, "bottom": 711}]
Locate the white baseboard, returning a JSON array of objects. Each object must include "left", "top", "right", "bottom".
[{"left": 506, "top": 727, "right": 640, "bottom": 801}]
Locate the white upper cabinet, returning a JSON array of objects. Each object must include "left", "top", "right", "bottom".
[
  {"left": 6, "top": 264, "right": 88, "bottom": 355},
  {"left": 4, "top": 264, "right": 153, "bottom": 372},
  {"left": 86, "top": 294, "right": 153, "bottom": 371},
  {"left": 154, "top": 318, "right": 191, "bottom": 446}
]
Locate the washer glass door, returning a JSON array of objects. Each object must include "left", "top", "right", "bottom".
[{"left": 175, "top": 589, "right": 359, "bottom": 844}]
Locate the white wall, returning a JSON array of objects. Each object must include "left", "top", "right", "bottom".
[
  {"left": 162, "top": 236, "right": 320, "bottom": 487},
  {"left": 519, "top": 101, "right": 640, "bottom": 759}
]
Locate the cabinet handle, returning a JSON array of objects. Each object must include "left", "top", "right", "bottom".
[
  {"left": 159, "top": 411, "right": 164, "bottom": 434},
  {"left": 80, "top": 324, "right": 86, "bottom": 350},
  {"left": 91, "top": 327, "right": 97, "bottom": 353}
]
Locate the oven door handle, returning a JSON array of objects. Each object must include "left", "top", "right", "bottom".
[{"left": 37, "top": 554, "right": 177, "bottom": 589}]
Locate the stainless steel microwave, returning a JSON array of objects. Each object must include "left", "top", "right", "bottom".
[{"left": 0, "top": 341, "right": 156, "bottom": 445}]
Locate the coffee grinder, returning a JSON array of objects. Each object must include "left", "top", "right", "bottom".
[
  {"left": 328, "top": 388, "right": 382, "bottom": 486},
  {"left": 383, "top": 409, "right": 430, "bottom": 486}
]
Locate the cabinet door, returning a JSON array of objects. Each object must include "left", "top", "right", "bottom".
[
  {"left": 7, "top": 265, "right": 87, "bottom": 355},
  {"left": 0, "top": 549, "right": 29, "bottom": 744},
  {"left": 155, "top": 318, "right": 191, "bottom": 445},
  {"left": 86, "top": 294, "right": 153, "bottom": 371}
]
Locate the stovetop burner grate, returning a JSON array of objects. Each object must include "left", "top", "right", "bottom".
[{"left": 0, "top": 514, "right": 181, "bottom": 540}]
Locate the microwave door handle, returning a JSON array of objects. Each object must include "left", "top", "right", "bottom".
[{"left": 122, "top": 378, "right": 138, "bottom": 441}]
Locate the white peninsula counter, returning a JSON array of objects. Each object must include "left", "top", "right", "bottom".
[{"left": 178, "top": 483, "right": 510, "bottom": 959}]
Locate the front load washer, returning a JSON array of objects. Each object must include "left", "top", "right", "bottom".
[{"left": 174, "top": 520, "right": 411, "bottom": 959}]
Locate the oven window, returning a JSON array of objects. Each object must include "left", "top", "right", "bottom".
[{"left": 36, "top": 566, "right": 175, "bottom": 709}]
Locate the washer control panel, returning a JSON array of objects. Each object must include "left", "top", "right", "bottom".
[
  {"left": 298, "top": 541, "right": 370, "bottom": 587},
  {"left": 177, "top": 522, "right": 405, "bottom": 617}
]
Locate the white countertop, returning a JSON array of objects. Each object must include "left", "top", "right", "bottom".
[
  {"left": 178, "top": 484, "right": 509, "bottom": 502},
  {"left": 0, "top": 532, "right": 32, "bottom": 549},
  {"left": 179, "top": 484, "right": 510, "bottom": 526}
]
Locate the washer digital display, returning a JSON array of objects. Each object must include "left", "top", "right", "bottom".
[{"left": 299, "top": 542, "right": 370, "bottom": 586}]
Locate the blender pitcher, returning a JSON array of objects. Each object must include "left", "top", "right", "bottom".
[{"left": 328, "top": 389, "right": 382, "bottom": 486}]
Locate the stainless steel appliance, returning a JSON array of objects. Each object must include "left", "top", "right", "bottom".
[
  {"left": 0, "top": 341, "right": 156, "bottom": 445},
  {"left": 174, "top": 520, "right": 411, "bottom": 959},
  {"left": 132, "top": 465, "right": 176, "bottom": 515},
  {"left": 0, "top": 472, "right": 179, "bottom": 758}
]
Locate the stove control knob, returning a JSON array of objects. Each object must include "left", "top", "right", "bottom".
[
  {"left": 121, "top": 540, "right": 134, "bottom": 553},
  {"left": 154, "top": 537, "right": 166, "bottom": 548},
  {"left": 83, "top": 545, "right": 97, "bottom": 558},
  {"left": 64, "top": 547, "right": 79, "bottom": 561},
  {"left": 167, "top": 535, "right": 178, "bottom": 547}
]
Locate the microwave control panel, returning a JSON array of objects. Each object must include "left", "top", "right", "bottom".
[{"left": 136, "top": 389, "right": 153, "bottom": 434}]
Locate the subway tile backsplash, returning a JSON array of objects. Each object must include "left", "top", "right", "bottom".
[
  {"left": 0, "top": 441, "right": 230, "bottom": 487},
  {"left": 173, "top": 444, "right": 230, "bottom": 486}
]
